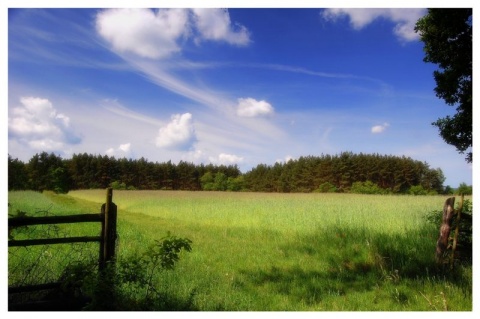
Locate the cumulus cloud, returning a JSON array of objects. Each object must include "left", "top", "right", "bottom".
[
  {"left": 96, "top": 8, "right": 189, "bottom": 59},
  {"left": 321, "top": 8, "right": 426, "bottom": 42},
  {"left": 209, "top": 153, "right": 244, "bottom": 165},
  {"left": 96, "top": 8, "right": 250, "bottom": 59},
  {"left": 191, "top": 8, "right": 250, "bottom": 46},
  {"left": 106, "top": 143, "right": 132, "bottom": 157},
  {"left": 8, "top": 97, "right": 81, "bottom": 151},
  {"left": 156, "top": 113, "right": 196, "bottom": 150},
  {"left": 236, "top": 98, "right": 274, "bottom": 117},
  {"left": 371, "top": 122, "right": 390, "bottom": 134}
]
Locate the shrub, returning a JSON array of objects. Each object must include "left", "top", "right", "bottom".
[
  {"left": 408, "top": 185, "right": 428, "bottom": 195},
  {"left": 62, "top": 233, "right": 193, "bottom": 310},
  {"left": 424, "top": 198, "right": 472, "bottom": 266},
  {"left": 110, "top": 181, "right": 127, "bottom": 190},
  {"left": 350, "top": 181, "right": 386, "bottom": 194},
  {"left": 315, "top": 182, "right": 337, "bottom": 193}
]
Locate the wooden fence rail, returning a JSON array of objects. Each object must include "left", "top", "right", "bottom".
[{"left": 8, "top": 188, "right": 117, "bottom": 298}]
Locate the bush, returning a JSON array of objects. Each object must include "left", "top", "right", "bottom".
[
  {"left": 62, "top": 233, "right": 193, "bottom": 310},
  {"left": 424, "top": 198, "right": 472, "bottom": 266},
  {"left": 315, "top": 182, "right": 337, "bottom": 193},
  {"left": 408, "top": 185, "right": 428, "bottom": 195},
  {"left": 350, "top": 181, "right": 386, "bottom": 194},
  {"left": 110, "top": 181, "right": 127, "bottom": 190}
]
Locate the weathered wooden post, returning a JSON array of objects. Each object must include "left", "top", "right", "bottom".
[
  {"left": 450, "top": 195, "right": 464, "bottom": 269},
  {"left": 435, "top": 197, "right": 455, "bottom": 264},
  {"left": 99, "top": 188, "right": 117, "bottom": 270}
]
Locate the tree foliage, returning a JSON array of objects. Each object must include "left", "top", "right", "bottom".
[
  {"left": 350, "top": 181, "right": 386, "bottom": 195},
  {"left": 415, "top": 9, "right": 472, "bottom": 162},
  {"left": 8, "top": 155, "right": 28, "bottom": 190},
  {"left": 456, "top": 182, "right": 472, "bottom": 195},
  {"left": 244, "top": 152, "right": 447, "bottom": 194},
  {"left": 7, "top": 151, "right": 461, "bottom": 195}
]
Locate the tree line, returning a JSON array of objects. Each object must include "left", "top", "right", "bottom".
[
  {"left": 244, "top": 153, "right": 450, "bottom": 194},
  {"left": 8, "top": 151, "right": 468, "bottom": 195}
]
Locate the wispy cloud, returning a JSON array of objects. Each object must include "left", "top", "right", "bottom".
[
  {"left": 251, "top": 63, "right": 380, "bottom": 81},
  {"left": 100, "top": 99, "right": 164, "bottom": 127},
  {"left": 127, "top": 58, "right": 234, "bottom": 114},
  {"left": 93, "top": 8, "right": 287, "bottom": 157},
  {"left": 175, "top": 61, "right": 390, "bottom": 85},
  {"left": 170, "top": 61, "right": 392, "bottom": 95}
]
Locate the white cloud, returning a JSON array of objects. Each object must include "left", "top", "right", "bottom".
[
  {"left": 156, "top": 113, "right": 196, "bottom": 150},
  {"left": 371, "top": 122, "right": 390, "bottom": 134},
  {"left": 209, "top": 153, "right": 244, "bottom": 165},
  {"left": 119, "top": 143, "right": 131, "bottom": 153},
  {"left": 236, "top": 98, "right": 274, "bottom": 117},
  {"left": 96, "top": 8, "right": 250, "bottom": 60},
  {"left": 192, "top": 8, "right": 250, "bottom": 46},
  {"left": 96, "top": 8, "right": 189, "bottom": 59},
  {"left": 105, "top": 148, "right": 115, "bottom": 156},
  {"left": 106, "top": 142, "right": 132, "bottom": 157},
  {"left": 28, "top": 139, "right": 64, "bottom": 151},
  {"left": 276, "top": 155, "right": 295, "bottom": 163},
  {"left": 321, "top": 8, "right": 426, "bottom": 42},
  {"left": 182, "top": 149, "right": 207, "bottom": 163},
  {"left": 8, "top": 97, "right": 81, "bottom": 152}
]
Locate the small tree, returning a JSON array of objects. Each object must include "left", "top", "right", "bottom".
[
  {"left": 200, "top": 172, "right": 214, "bottom": 190},
  {"left": 227, "top": 176, "right": 245, "bottom": 191},
  {"left": 213, "top": 172, "right": 228, "bottom": 191},
  {"left": 50, "top": 166, "right": 71, "bottom": 193}
]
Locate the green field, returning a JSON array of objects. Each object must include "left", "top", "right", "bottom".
[{"left": 8, "top": 190, "right": 472, "bottom": 311}]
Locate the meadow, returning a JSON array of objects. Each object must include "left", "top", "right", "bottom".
[{"left": 8, "top": 190, "right": 472, "bottom": 311}]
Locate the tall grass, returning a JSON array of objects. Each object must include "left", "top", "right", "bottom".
[
  {"left": 8, "top": 191, "right": 101, "bottom": 298},
  {"left": 9, "top": 190, "right": 472, "bottom": 310}
]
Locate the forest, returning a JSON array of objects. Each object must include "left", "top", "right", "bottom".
[{"left": 8, "top": 151, "right": 458, "bottom": 195}]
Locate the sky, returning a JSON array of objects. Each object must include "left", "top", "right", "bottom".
[{"left": 4, "top": 1, "right": 475, "bottom": 187}]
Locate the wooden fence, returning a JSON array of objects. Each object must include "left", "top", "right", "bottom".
[{"left": 8, "top": 188, "right": 117, "bottom": 308}]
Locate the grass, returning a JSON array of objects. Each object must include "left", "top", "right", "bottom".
[{"left": 8, "top": 190, "right": 472, "bottom": 311}]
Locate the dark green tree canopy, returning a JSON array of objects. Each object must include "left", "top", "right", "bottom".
[
  {"left": 9, "top": 151, "right": 450, "bottom": 194},
  {"left": 415, "top": 8, "right": 472, "bottom": 162}
]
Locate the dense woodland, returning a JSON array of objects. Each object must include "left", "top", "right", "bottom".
[{"left": 7, "top": 151, "right": 465, "bottom": 195}]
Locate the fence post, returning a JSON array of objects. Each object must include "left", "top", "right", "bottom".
[
  {"left": 99, "top": 188, "right": 117, "bottom": 270},
  {"left": 435, "top": 197, "right": 455, "bottom": 264},
  {"left": 450, "top": 194, "right": 464, "bottom": 269}
]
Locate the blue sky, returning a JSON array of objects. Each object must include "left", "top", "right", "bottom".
[{"left": 5, "top": 2, "right": 474, "bottom": 187}]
